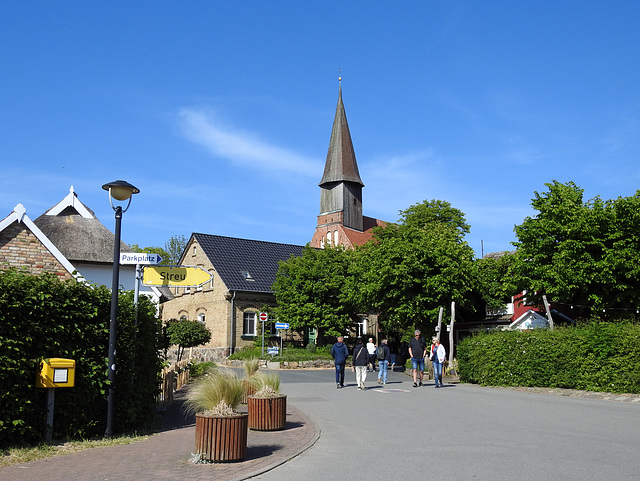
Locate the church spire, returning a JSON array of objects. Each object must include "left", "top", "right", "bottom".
[
  {"left": 319, "top": 77, "right": 364, "bottom": 187},
  {"left": 317, "top": 78, "right": 364, "bottom": 232}
]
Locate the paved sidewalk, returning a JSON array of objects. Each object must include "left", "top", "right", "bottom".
[{"left": 1, "top": 387, "right": 319, "bottom": 481}]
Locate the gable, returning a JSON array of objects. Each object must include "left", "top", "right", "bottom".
[
  {"left": 0, "top": 204, "right": 78, "bottom": 280},
  {"left": 508, "top": 310, "right": 549, "bottom": 330}
]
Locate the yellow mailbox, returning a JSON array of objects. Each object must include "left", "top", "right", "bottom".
[{"left": 36, "top": 358, "right": 76, "bottom": 388}]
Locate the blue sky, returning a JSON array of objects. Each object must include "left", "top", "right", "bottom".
[{"left": 2, "top": 2, "right": 639, "bottom": 257}]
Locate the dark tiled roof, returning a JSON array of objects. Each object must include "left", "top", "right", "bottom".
[{"left": 193, "top": 233, "right": 305, "bottom": 293}]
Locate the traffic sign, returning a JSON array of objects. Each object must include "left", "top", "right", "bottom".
[
  {"left": 259, "top": 312, "right": 268, "bottom": 322},
  {"left": 267, "top": 346, "right": 279, "bottom": 355},
  {"left": 120, "top": 253, "right": 163, "bottom": 265},
  {"left": 275, "top": 322, "right": 289, "bottom": 330},
  {"left": 142, "top": 265, "right": 212, "bottom": 287}
]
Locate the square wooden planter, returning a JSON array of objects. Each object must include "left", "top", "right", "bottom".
[
  {"left": 194, "top": 413, "right": 248, "bottom": 462},
  {"left": 247, "top": 394, "right": 287, "bottom": 431}
]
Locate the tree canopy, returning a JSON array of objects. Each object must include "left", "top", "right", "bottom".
[
  {"left": 165, "top": 318, "right": 212, "bottom": 361},
  {"left": 355, "top": 219, "right": 476, "bottom": 337},
  {"left": 273, "top": 245, "right": 359, "bottom": 343},
  {"left": 132, "top": 234, "right": 188, "bottom": 265},
  {"left": 508, "top": 180, "right": 640, "bottom": 319}
]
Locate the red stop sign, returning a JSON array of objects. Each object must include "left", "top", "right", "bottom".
[{"left": 259, "top": 312, "right": 268, "bottom": 322}]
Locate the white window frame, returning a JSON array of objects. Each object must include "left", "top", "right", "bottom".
[{"left": 243, "top": 311, "right": 257, "bottom": 336}]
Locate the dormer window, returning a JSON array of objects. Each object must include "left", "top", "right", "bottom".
[{"left": 241, "top": 271, "right": 255, "bottom": 281}]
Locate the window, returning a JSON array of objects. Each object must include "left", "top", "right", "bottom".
[
  {"left": 197, "top": 312, "right": 206, "bottom": 323},
  {"left": 243, "top": 311, "right": 256, "bottom": 336},
  {"left": 334, "top": 230, "right": 339, "bottom": 245},
  {"left": 241, "top": 271, "right": 254, "bottom": 281},
  {"left": 192, "top": 245, "right": 197, "bottom": 256}
]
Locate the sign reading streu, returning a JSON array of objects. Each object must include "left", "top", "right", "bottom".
[{"left": 143, "top": 265, "right": 213, "bottom": 287}]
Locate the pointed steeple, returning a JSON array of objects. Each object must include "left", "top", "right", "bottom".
[
  {"left": 317, "top": 78, "right": 364, "bottom": 231},
  {"left": 319, "top": 78, "right": 364, "bottom": 187}
]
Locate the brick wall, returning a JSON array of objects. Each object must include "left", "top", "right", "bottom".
[{"left": 0, "top": 222, "right": 73, "bottom": 280}]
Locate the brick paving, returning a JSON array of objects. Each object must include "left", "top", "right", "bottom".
[{"left": 0, "top": 387, "right": 319, "bottom": 481}]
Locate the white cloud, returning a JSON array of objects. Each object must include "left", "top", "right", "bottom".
[{"left": 178, "top": 108, "right": 321, "bottom": 177}]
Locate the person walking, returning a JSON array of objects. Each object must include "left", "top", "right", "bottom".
[
  {"left": 366, "top": 338, "right": 377, "bottom": 372},
  {"left": 352, "top": 337, "right": 369, "bottom": 390},
  {"left": 376, "top": 339, "right": 391, "bottom": 385},
  {"left": 331, "top": 336, "right": 349, "bottom": 388},
  {"left": 429, "top": 337, "right": 447, "bottom": 388},
  {"left": 408, "top": 329, "right": 427, "bottom": 387}
]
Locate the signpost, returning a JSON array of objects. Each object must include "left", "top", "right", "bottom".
[
  {"left": 259, "top": 312, "right": 268, "bottom": 357},
  {"left": 142, "top": 266, "right": 212, "bottom": 287},
  {"left": 275, "top": 322, "right": 289, "bottom": 330}
]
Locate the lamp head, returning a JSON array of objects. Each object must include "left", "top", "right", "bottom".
[{"left": 102, "top": 180, "right": 140, "bottom": 201}]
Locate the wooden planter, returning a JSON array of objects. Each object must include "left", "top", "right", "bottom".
[
  {"left": 247, "top": 394, "right": 287, "bottom": 431},
  {"left": 194, "top": 413, "right": 248, "bottom": 462}
]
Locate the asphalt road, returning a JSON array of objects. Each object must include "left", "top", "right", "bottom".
[{"left": 254, "top": 368, "right": 640, "bottom": 480}]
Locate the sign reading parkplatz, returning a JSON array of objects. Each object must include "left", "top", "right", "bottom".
[
  {"left": 143, "top": 265, "right": 212, "bottom": 287},
  {"left": 120, "top": 253, "right": 163, "bottom": 265}
]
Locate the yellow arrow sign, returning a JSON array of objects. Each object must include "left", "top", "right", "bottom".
[{"left": 143, "top": 265, "right": 212, "bottom": 287}]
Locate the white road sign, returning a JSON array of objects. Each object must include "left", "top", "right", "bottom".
[{"left": 120, "top": 253, "right": 163, "bottom": 265}]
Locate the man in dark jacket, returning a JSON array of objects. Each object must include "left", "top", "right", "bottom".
[
  {"left": 352, "top": 337, "right": 369, "bottom": 390},
  {"left": 331, "top": 336, "right": 349, "bottom": 388}
]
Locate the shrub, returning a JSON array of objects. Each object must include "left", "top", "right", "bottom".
[
  {"left": 457, "top": 322, "right": 640, "bottom": 393},
  {"left": 184, "top": 368, "right": 245, "bottom": 416},
  {"left": 0, "top": 269, "right": 163, "bottom": 448},
  {"left": 189, "top": 361, "right": 216, "bottom": 380}
]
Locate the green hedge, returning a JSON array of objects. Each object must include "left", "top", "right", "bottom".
[
  {"left": 457, "top": 322, "right": 640, "bottom": 393},
  {"left": 0, "top": 269, "right": 164, "bottom": 448}
]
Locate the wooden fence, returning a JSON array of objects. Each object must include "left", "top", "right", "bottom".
[{"left": 157, "top": 359, "right": 191, "bottom": 409}]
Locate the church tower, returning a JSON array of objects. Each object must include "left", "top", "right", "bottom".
[
  {"left": 319, "top": 78, "right": 364, "bottom": 231},
  {"left": 311, "top": 79, "right": 385, "bottom": 249}
]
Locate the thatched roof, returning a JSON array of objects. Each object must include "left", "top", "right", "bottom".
[{"left": 34, "top": 213, "right": 132, "bottom": 264}]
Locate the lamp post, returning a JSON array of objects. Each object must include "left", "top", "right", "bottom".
[{"left": 102, "top": 180, "right": 140, "bottom": 438}]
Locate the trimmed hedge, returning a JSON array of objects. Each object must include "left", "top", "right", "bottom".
[
  {"left": 0, "top": 269, "right": 164, "bottom": 448},
  {"left": 457, "top": 322, "right": 640, "bottom": 394}
]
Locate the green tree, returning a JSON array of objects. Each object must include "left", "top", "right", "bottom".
[
  {"left": 508, "top": 181, "right": 640, "bottom": 319},
  {"left": 165, "top": 234, "right": 188, "bottom": 265},
  {"left": 130, "top": 244, "right": 171, "bottom": 265},
  {"left": 472, "top": 251, "right": 516, "bottom": 312},
  {"left": 165, "top": 319, "right": 212, "bottom": 361},
  {"left": 131, "top": 234, "right": 187, "bottom": 265},
  {"left": 273, "top": 245, "right": 359, "bottom": 343},
  {"left": 355, "top": 219, "right": 476, "bottom": 337},
  {"left": 399, "top": 199, "right": 470, "bottom": 240}
]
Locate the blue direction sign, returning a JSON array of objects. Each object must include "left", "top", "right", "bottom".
[
  {"left": 120, "top": 253, "right": 163, "bottom": 265},
  {"left": 275, "top": 322, "right": 290, "bottom": 330},
  {"left": 267, "top": 346, "right": 279, "bottom": 355}
]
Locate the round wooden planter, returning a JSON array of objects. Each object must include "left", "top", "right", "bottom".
[
  {"left": 194, "top": 413, "right": 248, "bottom": 462},
  {"left": 247, "top": 394, "right": 287, "bottom": 431}
]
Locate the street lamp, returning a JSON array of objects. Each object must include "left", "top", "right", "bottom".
[{"left": 102, "top": 180, "right": 140, "bottom": 437}]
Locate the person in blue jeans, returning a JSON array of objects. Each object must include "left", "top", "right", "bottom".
[
  {"left": 429, "top": 337, "right": 447, "bottom": 388},
  {"left": 331, "top": 336, "right": 349, "bottom": 388},
  {"left": 377, "top": 339, "right": 391, "bottom": 385},
  {"left": 408, "top": 329, "right": 427, "bottom": 387}
]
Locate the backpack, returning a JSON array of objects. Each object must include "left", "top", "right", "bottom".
[{"left": 376, "top": 345, "right": 386, "bottom": 360}]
